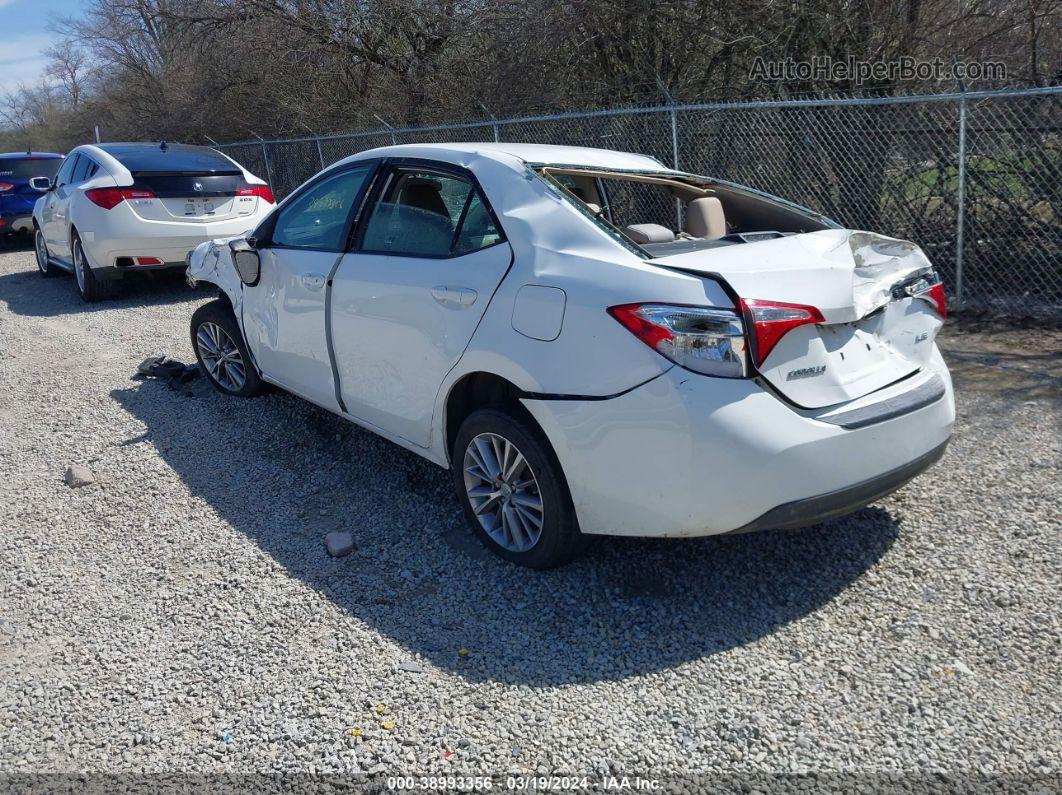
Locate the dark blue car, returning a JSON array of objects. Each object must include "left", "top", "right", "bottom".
[{"left": 0, "top": 152, "right": 65, "bottom": 237}]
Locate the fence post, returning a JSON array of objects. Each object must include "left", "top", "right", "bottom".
[
  {"left": 670, "top": 107, "right": 682, "bottom": 230},
  {"left": 315, "top": 137, "right": 326, "bottom": 169},
  {"left": 955, "top": 93, "right": 967, "bottom": 309},
  {"left": 373, "top": 114, "right": 397, "bottom": 145},
  {"left": 479, "top": 103, "right": 500, "bottom": 143},
  {"left": 251, "top": 131, "right": 274, "bottom": 188}
]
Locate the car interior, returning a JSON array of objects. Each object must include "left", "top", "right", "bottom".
[{"left": 540, "top": 167, "right": 834, "bottom": 256}]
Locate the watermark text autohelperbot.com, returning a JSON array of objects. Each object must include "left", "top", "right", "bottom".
[{"left": 750, "top": 56, "right": 1007, "bottom": 84}]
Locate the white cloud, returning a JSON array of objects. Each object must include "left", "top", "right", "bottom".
[{"left": 0, "top": 34, "right": 58, "bottom": 96}]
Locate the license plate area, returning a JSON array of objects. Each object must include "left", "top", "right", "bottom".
[{"left": 183, "top": 198, "right": 215, "bottom": 216}]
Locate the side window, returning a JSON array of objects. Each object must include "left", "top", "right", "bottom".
[
  {"left": 454, "top": 193, "right": 502, "bottom": 255},
  {"left": 55, "top": 154, "right": 79, "bottom": 187},
  {"left": 71, "top": 156, "right": 96, "bottom": 184},
  {"left": 271, "top": 165, "right": 372, "bottom": 250},
  {"left": 361, "top": 169, "right": 502, "bottom": 257}
]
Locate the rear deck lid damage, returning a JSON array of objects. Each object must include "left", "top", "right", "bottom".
[{"left": 653, "top": 229, "right": 946, "bottom": 408}]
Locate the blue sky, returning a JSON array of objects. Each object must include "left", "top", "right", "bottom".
[{"left": 0, "top": 0, "right": 85, "bottom": 96}]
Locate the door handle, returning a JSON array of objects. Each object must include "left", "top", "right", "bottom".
[
  {"left": 431, "top": 286, "right": 478, "bottom": 309},
  {"left": 301, "top": 273, "right": 326, "bottom": 290}
]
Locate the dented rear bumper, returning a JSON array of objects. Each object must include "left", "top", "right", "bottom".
[{"left": 520, "top": 349, "right": 954, "bottom": 538}]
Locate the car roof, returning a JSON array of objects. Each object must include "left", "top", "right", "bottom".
[
  {"left": 0, "top": 152, "right": 64, "bottom": 159},
  {"left": 346, "top": 142, "right": 672, "bottom": 171}
]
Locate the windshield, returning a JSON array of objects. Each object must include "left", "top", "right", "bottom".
[{"left": 0, "top": 158, "right": 63, "bottom": 180}]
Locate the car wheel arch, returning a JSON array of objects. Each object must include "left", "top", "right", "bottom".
[{"left": 443, "top": 371, "right": 533, "bottom": 465}]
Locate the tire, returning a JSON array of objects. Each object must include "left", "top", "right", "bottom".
[
  {"left": 190, "top": 299, "right": 264, "bottom": 397},
  {"left": 72, "top": 231, "right": 113, "bottom": 301},
  {"left": 34, "top": 226, "right": 57, "bottom": 278},
  {"left": 453, "top": 405, "right": 583, "bottom": 568}
]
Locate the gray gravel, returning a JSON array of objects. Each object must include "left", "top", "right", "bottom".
[{"left": 1, "top": 239, "right": 1060, "bottom": 785}]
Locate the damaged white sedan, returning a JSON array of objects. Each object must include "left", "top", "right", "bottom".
[{"left": 186, "top": 143, "right": 954, "bottom": 568}]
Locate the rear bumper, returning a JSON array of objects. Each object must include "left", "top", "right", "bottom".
[
  {"left": 521, "top": 349, "right": 955, "bottom": 538},
  {"left": 91, "top": 259, "right": 187, "bottom": 280},
  {"left": 730, "top": 439, "right": 949, "bottom": 534},
  {"left": 80, "top": 218, "right": 258, "bottom": 274}
]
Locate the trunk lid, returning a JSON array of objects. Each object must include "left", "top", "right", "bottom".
[
  {"left": 652, "top": 229, "right": 945, "bottom": 408},
  {"left": 124, "top": 172, "right": 260, "bottom": 224}
]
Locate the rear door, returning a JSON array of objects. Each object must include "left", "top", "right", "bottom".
[
  {"left": 330, "top": 162, "right": 511, "bottom": 447},
  {"left": 241, "top": 162, "right": 377, "bottom": 411}
]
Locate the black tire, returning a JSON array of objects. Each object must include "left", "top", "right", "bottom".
[
  {"left": 34, "top": 226, "right": 58, "bottom": 278},
  {"left": 190, "top": 298, "right": 264, "bottom": 397},
  {"left": 72, "top": 231, "right": 113, "bottom": 301},
  {"left": 453, "top": 405, "right": 583, "bottom": 568}
]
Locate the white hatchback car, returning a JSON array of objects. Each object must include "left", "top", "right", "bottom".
[
  {"left": 32, "top": 142, "right": 274, "bottom": 301},
  {"left": 186, "top": 143, "right": 955, "bottom": 568}
]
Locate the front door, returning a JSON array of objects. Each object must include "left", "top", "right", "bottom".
[
  {"left": 42, "top": 154, "right": 79, "bottom": 257},
  {"left": 241, "top": 162, "right": 376, "bottom": 411},
  {"left": 330, "top": 163, "right": 512, "bottom": 447}
]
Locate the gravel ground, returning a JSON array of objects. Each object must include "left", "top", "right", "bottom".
[{"left": 1, "top": 238, "right": 1060, "bottom": 788}]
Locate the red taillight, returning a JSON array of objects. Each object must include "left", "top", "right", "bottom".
[
  {"left": 740, "top": 299, "right": 825, "bottom": 367},
  {"left": 135, "top": 256, "right": 163, "bottom": 266},
  {"left": 85, "top": 188, "right": 156, "bottom": 210},
  {"left": 237, "top": 185, "right": 274, "bottom": 204},
  {"left": 925, "top": 283, "right": 947, "bottom": 319},
  {"left": 608, "top": 303, "right": 675, "bottom": 349},
  {"left": 0, "top": 182, "right": 14, "bottom": 192},
  {"left": 607, "top": 302, "right": 748, "bottom": 378}
]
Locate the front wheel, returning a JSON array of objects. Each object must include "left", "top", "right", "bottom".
[
  {"left": 190, "top": 299, "right": 263, "bottom": 397},
  {"left": 453, "top": 406, "right": 583, "bottom": 568}
]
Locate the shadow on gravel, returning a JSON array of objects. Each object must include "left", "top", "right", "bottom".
[
  {"left": 0, "top": 259, "right": 200, "bottom": 316},
  {"left": 0, "top": 233, "right": 35, "bottom": 253},
  {"left": 112, "top": 378, "right": 900, "bottom": 686}
]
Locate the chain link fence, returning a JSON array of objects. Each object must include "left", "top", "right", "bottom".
[{"left": 217, "top": 87, "right": 1062, "bottom": 320}]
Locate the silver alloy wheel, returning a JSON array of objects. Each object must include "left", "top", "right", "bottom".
[
  {"left": 462, "top": 432, "right": 544, "bottom": 552},
  {"left": 73, "top": 240, "right": 86, "bottom": 291},
  {"left": 196, "top": 321, "right": 247, "bottom": 392},
  {"left": 35, "top": 230, "right": 48, "bottom": 273}
]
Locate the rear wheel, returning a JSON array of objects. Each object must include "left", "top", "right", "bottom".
[
  {"left": 72, "top": 232, "right": 113, "bottom": 302},
  {"left": 453, "top": 406, "right": 583, "bottom": 568},
  {"left": 190, "top": 299, "right": 263, "bottom": 397},
  {"left": 35, "top": 227, "right": 57, "bottom": 277}
]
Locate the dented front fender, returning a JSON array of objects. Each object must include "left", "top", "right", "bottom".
[{"left": 186, "top": 237, "right": 246, "bottom": 319}]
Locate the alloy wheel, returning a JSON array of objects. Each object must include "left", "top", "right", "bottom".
[
  {"left": 35, "top": 230, "right": 48, "bottom": 273},
  {"left": 462, "top": 432, "right": 544, "bottom": 552},
  {"left": 196, "top": 321, "right": 247, "bottom": 392},
  {"left": 73, "top": 241, "right": 86, "bottom": 291}
]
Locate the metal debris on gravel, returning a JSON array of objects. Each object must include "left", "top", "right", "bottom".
[{"left": 0, "top": 244, "right": 1060, "bottom": 785}]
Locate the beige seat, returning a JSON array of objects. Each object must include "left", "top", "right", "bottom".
[
  {"left": 686, "top": 197, "right": 726, "bottom": 239},
  {"left": 622, "top": 223, "right": 675, "bottom": 244}
]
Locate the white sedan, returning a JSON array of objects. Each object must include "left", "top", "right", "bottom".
[
  {"left": 186, "top": 143, "right": 954, "bottom": 568},
  {"left": 32, "top": 142, "right": 274, "bottom": 301}
]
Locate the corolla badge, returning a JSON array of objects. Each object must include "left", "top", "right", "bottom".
[
  {"left": 787, "top": 365, "right": 827, "bottom": 380},
  {"left": 193, "top": 182, "right": 203, "bottom": 192}
]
